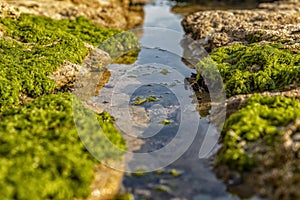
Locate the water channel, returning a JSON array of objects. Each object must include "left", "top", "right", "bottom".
[{"left": 93, "top": 0, "right": 263, "bottom": 199}]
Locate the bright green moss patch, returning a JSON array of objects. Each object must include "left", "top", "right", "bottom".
[
  {"left": 0, "top": 35, "right": 85, "bottom": 111},
  {"left": 0, "top": 93, "right": 125, "bottom": 200},
  {"left": 0, "top": 14, "right": 121, "bottom": 112},
  {"left": 197, "top": 43, "right": 300, "bottom": 97},
  {"left": 217, "top": 94, "right": 300, "bottom": 171},
  {"left": 1, "top": 14, "right": 121, "bottom": 46}
]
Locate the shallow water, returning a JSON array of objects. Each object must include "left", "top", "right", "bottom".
[{"left": 93, "top": 0, "right": 262, "bottom": 199}]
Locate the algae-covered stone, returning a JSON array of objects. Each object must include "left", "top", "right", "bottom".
[
  {"left": 0, "top": 13, "right": 121, "bottom": 111},
  {"left": 217, "top": 94, "right": 300, "bottom": 170},
  {"left": 0, "top": 12, "right": 131, "bottom": 200},
  {"left": 196, "top": 43, "right": 300, "bottom": 97},
  {"left": 215, "top": 94, "right": 300, "bottom": 199},
  {"left": 0, "top": 93, "right": 125, "bottom": 200}
]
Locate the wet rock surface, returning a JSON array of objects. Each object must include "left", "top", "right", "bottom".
[
  {"left": 4, "top": 0, "right": 145, "bottom": 29},
  {"left": 89, "top": 160, "right": 125, "bottom": 200}
]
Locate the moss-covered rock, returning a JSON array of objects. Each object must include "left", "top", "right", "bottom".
[
  {"left": 217, "top": 94, "right": 300, "bottom": 170},
  {"left": 215, "top": 94, "right": 300, "bottom": 199},
  {"left": 0, "top": 92, "right": 125, "bottom": 200},
  {"left": 197, "top": 43, "right": 300, "bottom": 97},
  {"left": 0, "top": 11, "right": 130, "bottom": 200},
  {"left": 0, "top": 13, "right": 121, "bottom": 112},
  {"left": 1, "top": 13, "right": 120, "bottom": 48},
  {"left": 182, "top": 1, "right": 300, "bottom": 199}
]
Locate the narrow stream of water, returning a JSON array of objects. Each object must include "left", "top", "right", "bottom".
[{"left": 93, "top": 0, "right": 261, "bottom": 199}]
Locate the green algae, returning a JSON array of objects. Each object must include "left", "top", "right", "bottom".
[
  {"left": 132, "top": 96, "right": 157, "bottom": 105},
  {"left": 98, "top": 31, "right": 140, "bottom": 60},
  {"left": 0, "top": 13, "right": 130, "bottom": 200},
  {"left": 1, "top": 14, "right": 120, "bottom": 46},
  {"left": 169, "top": 169, "right": 182, "bottom": 177},
  {"left": 217, "top": 94, "right": 300, "bottom": 171},
  {"left": 0, "top": 35, "right": 85, "bottom": 111},
  {"left": 245, "top": 31, "right": 266, "bottom": 43},
  {"left": 113, "top": 49, "right": 140, "bottom": 65},
  {"left": 160, "top": 69, "right": 169, "bottom": 75},
  {"left": 155, "top": 185, "right": 171, "bottom": 193},
  {"left": 197, "top": 43, "right": 300, "bottom": 97},
  {"left": 133, "top": 168, "right": 146, "bottom": 177},
  {"left": 0, "top": 93, "right": 125, "bottom": 200},
  {"left": 0, "top": 14, "right": 121, "bottom": 112},
  {"left": 161, "top": 119, "right": 171, "bottom": 125},
  {"left": 115, "top": 193, "right": 135, "bottom": 200}
]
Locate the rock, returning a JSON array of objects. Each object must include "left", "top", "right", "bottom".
[
  {"left": 73, "top": 47, "right": 112, "bottom": 101},
  {"left": 214, "top": 95, "right": 300, "bottom": 200},
  {"left": 243, "top": 118, "right": 300, "bottom": 200},
  {"left": 224, "top": 86, "right": 300, "bottom": 117},
  {"left": 49, "top": 43, "right": 113, "bottom": 97},
  {"left": 182, "top": 0, "right": 300, "bottom": 50},
  {"left": 182, "top": 1, "right": 300, "bottom": 200},
  {"left": 89, "top": 159, "right": 125, "bottom": 200},
  {"left": 171, "top": 0, "right": 264, "bottom": 16},
  {"left": 49, "top": 61, "right": 81, "bottom": 90},
  {"left": 0, "top": 1, "right": 20, "bottom": 19},
  {"left": 4, "top": 0, "right": 145, "bottom": 29},
  {"left": 208, "top": 86, "right": 300, "bottom": 127}
]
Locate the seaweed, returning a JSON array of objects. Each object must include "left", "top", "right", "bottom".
[
  {"left": 0, "top": 14, "right": 121, "bottom": 111},
  {"left": 217, "top": 94, "right": 300, "bottom": 171},
  {"left": 0, "top": 93, "right": 125, "bottom": 200},
  {"left": 197, "top": 43, "right": 300, "bottom": 97}
]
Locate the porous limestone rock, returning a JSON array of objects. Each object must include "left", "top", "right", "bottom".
[{"left": 182, "top": 0, "right": 300, "bottom": 49}]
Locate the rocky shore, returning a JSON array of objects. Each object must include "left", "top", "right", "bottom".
[
  {"left": 182, "top": 0, "right": 300, "bottom": 50},
  {"left": 1, "top": 0, "right": 300, "bottom": 199},
  {"left": 0, "top": 1, "right": 133, "bottom": 199},
  {"left": 182, "top": 0, "right": 300, "bottom": 199}
]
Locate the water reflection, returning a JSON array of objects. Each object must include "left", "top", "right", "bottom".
[{"left": 94, "top": 0, "right": 240, "bottom": 199}]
